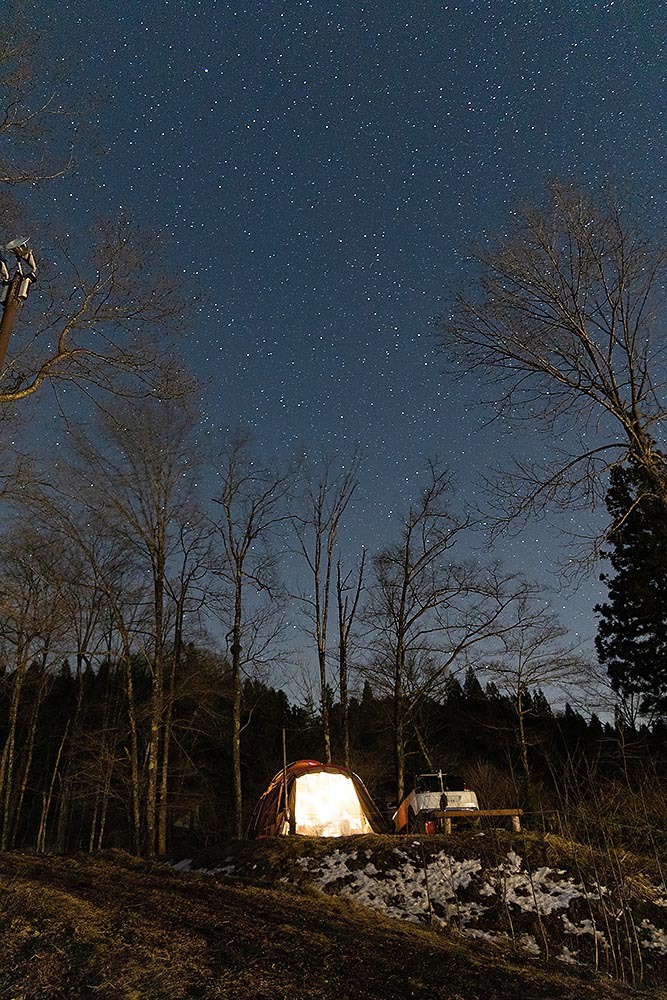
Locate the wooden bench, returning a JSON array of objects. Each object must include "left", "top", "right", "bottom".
[{"left": 433, "top": 808, "right": 523, "bottom": 833}]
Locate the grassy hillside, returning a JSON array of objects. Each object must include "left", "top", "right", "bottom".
[
  {"left": 0, "top": 839, "right": 665, "bottom": 1000},
  {"left": 191, "top": 830, "right": 667, "bottom": 990}
]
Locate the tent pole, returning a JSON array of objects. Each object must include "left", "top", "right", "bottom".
[{"left": 282, "top": 727, "right": 291, "bottom": 833}]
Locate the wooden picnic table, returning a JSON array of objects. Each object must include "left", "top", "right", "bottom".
[{"left": 433, "top": 808, "right": 523, "bottom": 833}]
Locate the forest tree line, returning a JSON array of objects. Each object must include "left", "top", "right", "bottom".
[
  {"left": 2, "top": 636, "right": 666, "bottom": 857},
  {"left": 0, "top": 397, "right": 603, "bottom": 855}
]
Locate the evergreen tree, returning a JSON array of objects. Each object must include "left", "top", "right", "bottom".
[{"left": 596, "top": 461, "right": 667, "bottom": 716}]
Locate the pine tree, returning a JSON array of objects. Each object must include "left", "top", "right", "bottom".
[{"left": 595, "top": 460, "right": 667, "bottom": 716}]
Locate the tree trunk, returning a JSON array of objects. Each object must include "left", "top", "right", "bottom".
[
  {"left": 54, "top": 779, "right": 72, "bottom": 854},
  {"left": 124, "top": 651, "right": 142, "bottom": 854},
  {"left": 318, "top": 646, "right": 332, "bottom": 764},
  {"left": 338, "top": 633, "right": 350, "bottom": 771},
  {"left": 517, "top": 687, "right": 530, "bottom": 781},
  {"left": 336, "top": 554, "right": 364, "bottom": 773},
  {"left": 394, "top": 643, "right": 406, "bottom": 805},
  {"left": 157, "top": 658, "right": 175, "bottom": 856},
  {"left": 145, "top": 697, "right": 161, "bottom": 856},
  {"left": 413, "top": 720, "right": 434, "bottom": 771},
  {"left": 54, "top": 651, "right": 87, "bottom": 854},
  {"left": 36, "top": 721, "right": 70, "bottom": 853},
  {"left": 158, "top": 585, "right": 189, "bottom": 854},
  {"left": 146, "top": 559, "right": 166, "bottom": 857},
  {"left": 97, "top": 754, "right": 113, "bottom": 850},
  {"left": 314, "top": 535, "right": 332, "bottom": 764},
  {"left": 0, "top": 645, "right": 29, "bottom": 850},
  {"left": 9, "top": 674, "right": 46, "bottom": 849},
  {"left": 88, "top": 791, "right": 100, "bottom": 852},
  {"left": 231, "top": 577, "right": 244, "bottom": 839}
]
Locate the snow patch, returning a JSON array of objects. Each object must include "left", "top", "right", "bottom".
[
  {"left": 561, "top": 914, "right": 607, "bottom": 945},
  {"left": 172, "top": 844, "right": 667, "bottom": 973},
  {"left": 640, "top": 919, "right": 667, "bottom": 954}
]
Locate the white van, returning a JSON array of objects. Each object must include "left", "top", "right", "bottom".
[{"left": 393, "top": 771, "right": 479, "bottom": 833}]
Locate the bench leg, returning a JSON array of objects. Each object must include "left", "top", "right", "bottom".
[{"left": 511, "top": 814, "right": 521, "bottom": 832}]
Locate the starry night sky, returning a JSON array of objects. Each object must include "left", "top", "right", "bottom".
[{"left": 24, "top": 1, "right": 667, "bottom": 646}]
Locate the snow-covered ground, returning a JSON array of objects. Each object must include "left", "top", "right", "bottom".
[{"left": 174, "top": 837, "right": 667, "bottom": 972}]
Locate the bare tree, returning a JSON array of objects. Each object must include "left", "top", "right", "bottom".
[
  {"left": 33, "top": 494, "right": 149, "bottom": 854},
  {"left": 211, "top": 431, "right": 291, "bottom": 839},
  {"left": 437, "top": 181, "right": 667, "bottom": 542},
  {"left": 0, "top": 526, "right": 68, "bottom": 849},
  {"left": 336, "top": 551, "right": 365, "bottom": 770},
  {"left": 480, "top": 592, "right": 591, "bottom": 782},
  {"left": 0, "top": 21, "right": 187, "bottom": 406},
  {"left": 0, "top": 223, "right": 187, "bottom": 404},
  {"left": 0, "top": 19, "right": 76, "bottom": 187},
  {"left": 367, "top": 463, "right": 530, "bottom": 803},
  {"left": 158, "top": 514, "right": 213, "bottom": 853},
  {"left": 64, "top": 393, "right": 204, "bottom": 855},
  {"left": 292, "top": 455, "right": 360, "bottom": 763},
  {"left": 48, "top": 536, "right": 114, "bottom": 852}
]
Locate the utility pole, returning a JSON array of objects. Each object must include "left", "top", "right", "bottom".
[{"left": 0, "top": 238, "right": 37, "bottom": 373}]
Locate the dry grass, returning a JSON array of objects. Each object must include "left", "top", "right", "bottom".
[{"left": 0, "top": 848, "right": 662, "bottom": 1000}]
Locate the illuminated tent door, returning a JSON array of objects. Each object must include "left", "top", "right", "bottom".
[
  {"left": 293, "top": 770, "right": 373, "bottom": 836},
  {"left": 246, "top": 760, "right": 389, "bottom": 838}
]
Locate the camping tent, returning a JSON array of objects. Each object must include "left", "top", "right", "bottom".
[{"left": 247, "top": 759, "right": 389, "bottom": 838}]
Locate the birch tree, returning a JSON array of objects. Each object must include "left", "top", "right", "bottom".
[
  {"left": 211, "top": 432, "right": 290, "bottom": 839},
  {"left": 292, "top": 456, "right": 359, "bottom": 763},
  {"left": 0, "top": 527, "right": 66, "bottom": 849},
  {"left": 65, "top": 392, "right": 203, "bottom": 855}
]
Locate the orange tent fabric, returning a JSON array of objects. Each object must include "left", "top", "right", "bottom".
[{"left": 247, "top": 759, "right": 389, "bottom": 838}]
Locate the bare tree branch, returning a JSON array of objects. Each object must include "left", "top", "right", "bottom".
[{"left": 436, "top": 180, "right": 667, "bottom": 541}]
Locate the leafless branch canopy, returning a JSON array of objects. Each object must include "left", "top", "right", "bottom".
[
  {"left": 0, "top": 25, "right": 76, "bottom": 185},
  {"left": 0, "top": 221, "right": 188, "bottom": 402},
  {"left": 0, "top": 23, "right": 189, "bottom": 406},
  {"left": 437, "top": 181, "right": 667, "bottom": 533}
]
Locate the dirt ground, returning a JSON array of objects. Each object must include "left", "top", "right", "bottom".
[{"left": 0, "top": 848, "right": 662, "bottom": 1000}]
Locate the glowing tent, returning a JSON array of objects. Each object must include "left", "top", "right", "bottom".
[{"left": 247, "top": 759, "right": 389, "bottom": 838}]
